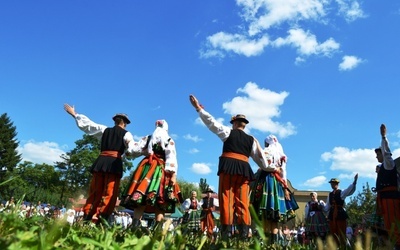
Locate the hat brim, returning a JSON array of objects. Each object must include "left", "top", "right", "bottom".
[
  {"left": 113, "top": 115, "right": 131, "bottom": 124},
  {"left": 230, "top": 118, "right": 249, "bottom": 124}
]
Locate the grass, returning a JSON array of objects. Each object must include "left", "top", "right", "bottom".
[{"left": 0, "top": 202, "right": 392, "bottom": 250}]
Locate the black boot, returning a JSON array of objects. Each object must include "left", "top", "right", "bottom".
[{"left": 219, "top": 224, "right": 232, "bottom": 248}]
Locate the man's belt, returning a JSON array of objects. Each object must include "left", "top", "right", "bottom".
[
  {"left": 220, "top": 152, "right": 249, "bottom": 162},
  {"left": 100, "top": 151, "right": 121, "bottom": 158}
]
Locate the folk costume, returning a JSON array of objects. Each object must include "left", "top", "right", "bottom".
[
  {"left": 69, "top": 111, "right": 134, "bottom": 222},
  {"left": 375, "top": 132, "right": 400, "bottom": 247},
  {"left": 194, "top": 108, "right": 269, "bottom": 240},
  {"left": 251, "top": 135, "right": 299, "bottom": 230},
  {"left": 324, "top": 176, "right": 357, "bottom": 247},
  {"left": 304, "top": 192, "right": 329, "bottom": 240},
  {"left": 199, "top": 188, "right": 217, "bottom": 238},
  {"left": 122, "top": 120, "right": 182, "bottom": 216},
  {"left": 181, "top": 191, "right": 201, "bottom": 232}
]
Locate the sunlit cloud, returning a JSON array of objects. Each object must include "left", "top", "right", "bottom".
[
  {"left": 200, "top": 0, "right": 365, "bottom": 64},
  {"left": 190, "top": 162, "right": 213, "bottom": 175},
  {"left": 18, "top": 140, "right": 66, "bottom": 165},
  {"left": 302, "top": 175, "right": 328, "bottom": 188},
  {"left": 222, "top": 82, "right": 296, "bottom": 138},
  {"left": 338, "top": 55, "right": 364, "bottom": 71},
  {"left": 183, "top": 134, "right": 203, "bottom": 143}
]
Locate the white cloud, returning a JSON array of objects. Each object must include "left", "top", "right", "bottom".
[
  {"left": 222, "top": 82, "right": 296, "bottom": 138},
  {"left": 190, "top": 163, "right": 213, "bottom": 175},
  {"left": 336, "top": 0, "right": 366, "bottom": 22},
  {"left": 200, "top": 32, "right": 269, "bottom": 58},
  {"left": 321, "top": 147, "right": 377, "bottom": 179},
  {"left": 201, "top": 0, "right": 365, "bottom": 63},
  {"left": 338, "top": 55, "right": 364, "bottom": 71},
  {"left": 273, "top": 28, "right": 340, "bottom": 58},
  {"left": 188, "top": 148, "right": 200, "bottom": 154},
  {"left": 183, "top": 134, "right": 203, "bottom": 143},
  {"left": 302, "top": 175, "right": 328, "bottom": 188},
  {"left": 237, "top": 0, "right": 327, "bottom": 36},
  {"left": 18, "top": 140, "right": 66, "bottom": 165}
]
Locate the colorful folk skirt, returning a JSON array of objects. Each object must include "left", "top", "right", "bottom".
[
  {"left": 182, "top": 209, "right": 201, "bottom": 232},
  {"left": 121, "top": 155, "right": 182, "bottom": 213},
  {"left": 251, "top": 170, "right": 299, "bottom": 222},
  {"left": 305, "top": 210, "right": 329, "bottom": 235}
]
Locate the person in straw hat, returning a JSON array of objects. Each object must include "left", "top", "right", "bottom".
[
  {"left": 324, "top": 174, "right": 358, "bottom": 248},
  {"left": 64, "top": 104, "right": 136, "bottom": 224},
  {"left": 200, "top": 187, "right": 218, "bottom": 240},
  {"left": 189, "top": 94, "right": 270, "bottom": 244}
]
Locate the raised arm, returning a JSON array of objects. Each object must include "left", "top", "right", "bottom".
[
  {"left": 380, "top": 124, "right": 395, "bottom": 170},
  {"left": 340, "top": 173, "right": 358, "bottom": 199},
  {"left": 189, "top": 95, "right": 231, "bottom": 141},
  {"left": 64, "top": 103, "right": 107, "bottom": 141}
]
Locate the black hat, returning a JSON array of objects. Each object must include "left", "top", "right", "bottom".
[
  {"left": 202, "top": 187, "right": 214, "bottom": 194},
  {"left": 230, "top": 114, "right": 249, "bottom": 124},
  {"left": 328, "top": 178, "right": 340, "bottom": 183},
  {"left": 113, "top": 113, "right": 131, "bottom": 124}
]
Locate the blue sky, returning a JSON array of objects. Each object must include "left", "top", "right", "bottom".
[{"left": 1, "top": 0, "right": 400, "bottom": 195}]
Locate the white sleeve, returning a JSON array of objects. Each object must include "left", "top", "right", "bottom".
[
  {"left": 164, "top": 139, "right": 178, "bottom": 173},
  {"left": 251, "top": 140, "right": 278, "bottom": 172},
  {"left": 198, "top": 109, "right": 231, "bottom": 142},
  {"left": 382, "top": 137, "right": 395, "bottom": 170},
  {"left": 323, "top": 196, "right": 331, "bottom": 213},
  {"left": 181, "top": 199, "right": 190, "bottom": 210},
  {"left": 75, "top": 114, "right": 107, "bottom": 141},
  {"left": 340, "top": 183, "right": 357, "bottom": 199},
  {"left": 214, "top": 198, "right": 219, "bottom": 207},
  {"left": 304, "top": 203, "right": 309, "bottom": 219},
  {"left": 126, "top": 136, "right": 148, "bottom": 159}
]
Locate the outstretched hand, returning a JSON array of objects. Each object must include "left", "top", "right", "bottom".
[
  {"left": 189, "top": 95, "right": 202, "bottom": 111},
  {"left": 353, "top": 173, "right": 358, "bottom": 185},
  {"left": 380, "top": 124, "right": 386, "bottom": 137},
  {"left": 64, "top": 104, "right": 76, "bottom": 118}
]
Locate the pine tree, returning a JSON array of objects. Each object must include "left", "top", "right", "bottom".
[
  {"left": 0, "top": 113, "right": 22, "bottom": 199},
  {"left": 0, "top": 113, "right": 22, "bottom": 172}
]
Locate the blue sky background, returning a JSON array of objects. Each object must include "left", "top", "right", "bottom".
[{"left": 1, "top": 0, "right": 400, "bottom": 195}]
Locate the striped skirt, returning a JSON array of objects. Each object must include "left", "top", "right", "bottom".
[
  {"left": 305, "top": 210, "right": 329, "bottom": 234},
  {"left": 121, "top": 156, "right": 182, "bottom": 213},
  {"left": 251, "top": 170, "right": 298, "bottom": 222}
]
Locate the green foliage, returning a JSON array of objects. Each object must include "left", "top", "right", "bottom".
[
  {"left": 0, "top": 202, "right": 381, "bottom": 250},
  {"left": 0, "top": 113, "right": 22, "bottom": 199},
  {"left": 199, "top": 178, "right": 209, "bottom": 193},
  {"left": 345, "top": 182, "right": 377, "bottom": 226},
  {"left": 176, "top": 178, "right": 201, "bottom": 201}
]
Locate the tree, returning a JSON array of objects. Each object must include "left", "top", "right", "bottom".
[
  {"left": 199, "top": 178, "right": 209, "bottom": 193},
  {"left": 3, "top": 161, "right": 63, "bottom": 205},
  {"left": 55, "top": 134, "right": 100, "bottom": 201},
  {"left": 346, "top": 182, "right": 377, "bottom": 226},
  {"left": 177, "top": 178, "right": 202, "bottom": 204},
  {"left": 0, "top": 113, "right": 22, "bottom": 199}
]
